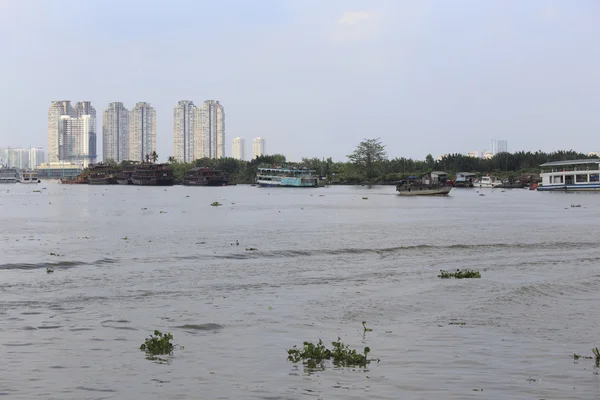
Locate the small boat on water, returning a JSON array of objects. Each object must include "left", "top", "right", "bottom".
[
  {"left": 61, "top": 175, "right": 89, "bottom": 184},
  {"left": 88, "top": 164, "right": 118, "bottom": 185},
  {"left": 396, "top": 172, "right": 452, "bottom": 196},
  {"left": 475, "top": 175, "right": 501, "bottom": 188},
  {"left": 256, "top": 166, "right": 318, "bottom": 187},
  {"left": 132, "top": 163, "right": 174, "bottom": 186},
  {"left": 0, "top": 167, "right": 18, "bottom": 184},
  {"left": 537, "top": 159, "right": 600, "bottom": 191},
  {"left": 117, "top": 170, "right": 134, "bottom": 185},
  {"left": 20, "top": 170, "right": 40, "bottom": 184},
  {"left": 182, "top": 167, "right": 228, "bottom": 186},
  {"left": 496, "top": 179, "right": 526, "bottom": 189}
]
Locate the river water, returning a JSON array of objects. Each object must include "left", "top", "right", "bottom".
[{"left": 1, "top": 183, "right": 599, "bottom": 399}]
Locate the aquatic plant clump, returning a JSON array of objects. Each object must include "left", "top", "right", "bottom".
[
  {"left": 438, "top": 269, "right": 481, "bottom": 279},
  {"left": 211, "top": 201, "right": 222, "bottom": 207},
  {"left": 140, "top": 330, "right": 179, "bottom": 356},
  {"left": 287, "top": 338, "right": 375, "bottom": 369}
]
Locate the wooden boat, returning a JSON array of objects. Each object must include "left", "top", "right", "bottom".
[
  {"left": 117, "top": 170, "right": 134, "bottom": 185},
  {"left": 182, "top": 167, "right": 228, "bottom": 186},
  {"left": 88, "top": 164, "right": 118, "bottom": 185},
  {"left": 60, "top": 175, "right": 89, "bottom": 184},
  {"left": 396, "top": 172, "right": 452, "bottom": 196},
  {"left": 132, "top": 163, "right": 174, "bottom": 186}
]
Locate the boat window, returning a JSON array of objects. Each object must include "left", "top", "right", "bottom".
[
  {"left": 576, "top": 174, "right": 588, "bottom": 183},
  {"left": 554, "top": 175, "right": 564, "bottom": 184},
  {"left": 590, "top": 174, "right": 599, "bottom": 182}
]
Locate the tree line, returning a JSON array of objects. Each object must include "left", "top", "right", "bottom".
[{"left": 97, "top": 138, "right": 595, "bottom": 184}]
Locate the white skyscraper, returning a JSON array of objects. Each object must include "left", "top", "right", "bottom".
[
  {"left": 129, "top": 102, "right": 156, "bottom": 162},
  {"left": 29, "top": 148, "right": 45, "bottom": 167},
  {"left": 232, "top": 137, "right": 245, "bottom": 160},
  {"left": 47, "top": 100, "right": 73, "bottom": 163},
  {"left": 173, "top": 100, "right": 198, "bottom": 162},
  {"left": 48, "top": 100, "right": 96, "bottom": 167},
  {"left": 103, "top": 102, "right": 129, "bottom": 163},
  {"left": 196, "top": 100, "right": 225, "bottom": 159},
  {"left": 252, "top": 137, "right": 266, "bottom": 159},
  {"left": 497, "top": 140, "right": 508, "bottom": 153}
]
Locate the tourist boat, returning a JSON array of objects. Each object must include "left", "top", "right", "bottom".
[
  {"left": 256, "top": 166, "right": 319, "bottom": 187},
  {"left": 60, "top": 175, "right": 89, "bottom": 184},
  {"left": 396, "top": 172, "right": 452, "bottom": 196},
  {"left": 537, "top": 159, "right": 600, "bottom": 191},
  {"left": 0, "top": 167, "right": 18, "bottom": 183},
  {"left": 117, "top": 170, "right": 134, "bottom": 185},
  {"left": 88, "top": 164, "right": 118, "bottom": 185},
  {"left": 496, "top": 179, "right": 526, "bottom": 189},
  {"left": 474, "top": 175, "right": 501, "bottom": 188},
  {"left": 19, "top": 170, "right": 39, "bottom": 184},
  {"left": 131, "top": 163, "right": 174, "bottom": 186},
  {"left": 182, "top": 167, "right": 228, "bottom": 186}
]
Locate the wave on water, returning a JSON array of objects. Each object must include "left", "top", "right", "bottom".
[
  {"left": 208, "top": 241, "right": 599, "bottom": 260},
  {"left": 174, "top": 323, "right": 223, "bottom": 332},
  {"left": 0, "top": 258, "right": 117, "bottom": 270}
]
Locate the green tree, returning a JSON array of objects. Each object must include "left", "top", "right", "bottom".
[
  {"left": 151, "top": 151, "right": 159, "bottom": 163},
  {"left": 347, "top": 138, "right": 388, "bottom": 180},
  {"left": 167, "top": 156, "right": 176, "bottom": 163}
]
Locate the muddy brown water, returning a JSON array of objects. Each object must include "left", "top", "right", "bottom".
[{"left": 1, "top": 184, "right": 600, "bottom": 399}]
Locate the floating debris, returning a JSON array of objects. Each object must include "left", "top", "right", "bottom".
[
  {"left": 438, "top": 269, "right": 481, "bottom": 279},
  {"left": 571, "top": 204, "right": 582, "bottom": 208},
  {"left": 122, "top": 237, "right": 128, "bottom": 240},
  {"left": 49, "top": 252, "right": 60, "bottom": 256},
  {"left": 287, "top": 337, "right": 376, "bottom": 369},
  {"left": 46, "top": 268, "right": 54, "bottom": 274},
  {"left": 246, "top": 248, "right": 258, "bottom": 251},
  {"left": 140, "top": 330, "right": 183, "bottom": 362},
  {"left": 362, "top": 321, "right": 373, "bottom": 332},
  {"left": 362, "top": 197, "right": 368, "bottom": 200},
  {"left": 211, "top": 201, "right": 222, "bottom": 207}
]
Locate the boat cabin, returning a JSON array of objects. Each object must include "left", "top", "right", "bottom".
[
  {"left": 538, "top": 159, "right": 600, "bottom": 191},
  {"left": 455, "top": 172, "right": 476, "bottom": 187},
  {"left": 422, "top": 171, "right": 448, "bottom": 185}
]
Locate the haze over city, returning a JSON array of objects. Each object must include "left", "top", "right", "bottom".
[{"left": 1, "top": 0, "right": 599, "bottom": 162}]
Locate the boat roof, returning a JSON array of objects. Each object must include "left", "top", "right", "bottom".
[
  {"left": 430, "top": 171, "right": 447, "bottom": 176},
  {"left": 540, "top": 159, "right": 600, "bottom": 167},
  {"left": 258, "top": 167, "right": 316, "bottom": 172},
  {"left": 456, "top": 172, "right": 476, "bottom": 176}
]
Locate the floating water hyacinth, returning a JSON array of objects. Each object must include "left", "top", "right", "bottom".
[
  {"left": 140, "top": 330, "right": 183, "bottom": 362},
  {"left": 287, "top": 337, "right": 375, "bottom": 369},
  {"left": 438, "top": 269, "right": 481, "bottom": 279},
  {"left": 211, "top": 201, "right": 222, "bottom": 207}
]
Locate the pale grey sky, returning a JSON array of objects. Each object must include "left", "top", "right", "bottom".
[{"left": 0, "top": 0, "right": 598, "bottom": 161}]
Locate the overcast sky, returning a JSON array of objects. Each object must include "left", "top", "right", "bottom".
[{"left": 0, "top": 0, "right": 598, "bottom": 162}]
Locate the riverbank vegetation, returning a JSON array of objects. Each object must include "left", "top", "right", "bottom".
[{"left": 90, "top": 138, "right": 595, "bottom": 185}]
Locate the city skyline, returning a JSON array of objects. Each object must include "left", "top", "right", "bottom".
[{"left": 3, "top": 1, "right": 600, "bottom": 162}]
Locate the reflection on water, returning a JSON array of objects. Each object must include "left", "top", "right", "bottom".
[{"left": 1, "top": 184, "right": 600, "bottom": 399}]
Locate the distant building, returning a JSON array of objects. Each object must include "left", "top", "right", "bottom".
[
  {"left": 467, "top": 151, "right": 480, "bottom": 158},
  {"left": 252, "top": 137, "right": 265, "bottom": 159},
  {"left": 483, "top": 151, "right": 494, "bottom": 160},
  {"left": 232, "top": 137, "right": 245, "bottom": 160},
  {"left": 437, "top": 154, "right": 447, "bottom": 161},
  {"left": 129, "top": 102, "right": 156, "bottom": 162},
  {"left": 47, "top": 100, "right": 96, "bottom": 167},
  {"left": 491, "top": 139, "right": 508, "bottom": 154},
  {"left": 588, "top": 152, "right": 599, "bottom": 157},
  {"left": 173, "top": 100, "right": 198, "bottom": 162},
  {"left": 196, "top": 100, "right": 225, "bottom": 159},
  {"left": 35, "top": 162, "right": 82, "bottom": 179},
  {"left": 1, "top": 147, "right": 46, "bottom": 169},
  {"left": 103, "top": 102, "right": 129, "bottom": 163}
]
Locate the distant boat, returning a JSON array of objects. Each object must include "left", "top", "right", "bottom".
[
  {"left": 256, "top": 166, "right": 318, "bottom": 188},
  {"left": 182, "top": 167, "right": 228, "bottom": 186},
  {"left": 537, "top": 159, "right": 600, "bottom": 191},
  {"left": 396, "top": 171, "right": 452, "bottom": 196},
  {"left": 88, "top": 164, "right": 118, "bottom": 185},
  {"left": 131, "top": 163, "right": 174, "bottom": 186},
  {"left": 474, "top": 175, "right": 501, "bottom": 188},
  {"left": 0, "top": 168, "right": 18, "bottom": 184},
  {"left": 20, "top": 170, "right": 39, "bottom": 184},
  {"left": 117, "top": 170, "right": 134, "bottom": 185}
]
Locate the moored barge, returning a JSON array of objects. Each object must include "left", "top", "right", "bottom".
[
  {"left": 132, "top": 163, "right": 174, "bottom": 186},
  {"left": 182, "top": 167, "right": 228, "bottom": 186}
]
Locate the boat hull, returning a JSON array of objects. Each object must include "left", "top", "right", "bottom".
[
  {"left": 537, "top": 184, "right": 600, "bottom": 191},
  {"left": 89, "top": 177, "right": 117, "bottom": 185},
  {"left": 132, "top": 179, "right": 174, "bottom": 186},
  {"left": 397, "top": 187, "right": 452, "bottom": 196},
  {"left": 117, "top": 179, "right": 133, "bottom": 185}
]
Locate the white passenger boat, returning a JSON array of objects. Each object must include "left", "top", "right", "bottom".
[
  {"left": 256, "top": 167, "right": 319, "bottom": 187},
  {"left": 20, "top": 170, "right": 39, "bottom": 184},
  {"left": 474, "top": 175, "right": 501, "bottom": 188},
  {"left": 0, "top": 167, "right": 18, "bottom": 183},
  {"left": 537, "top": 159, "right": 600, "bottom": 191}
]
